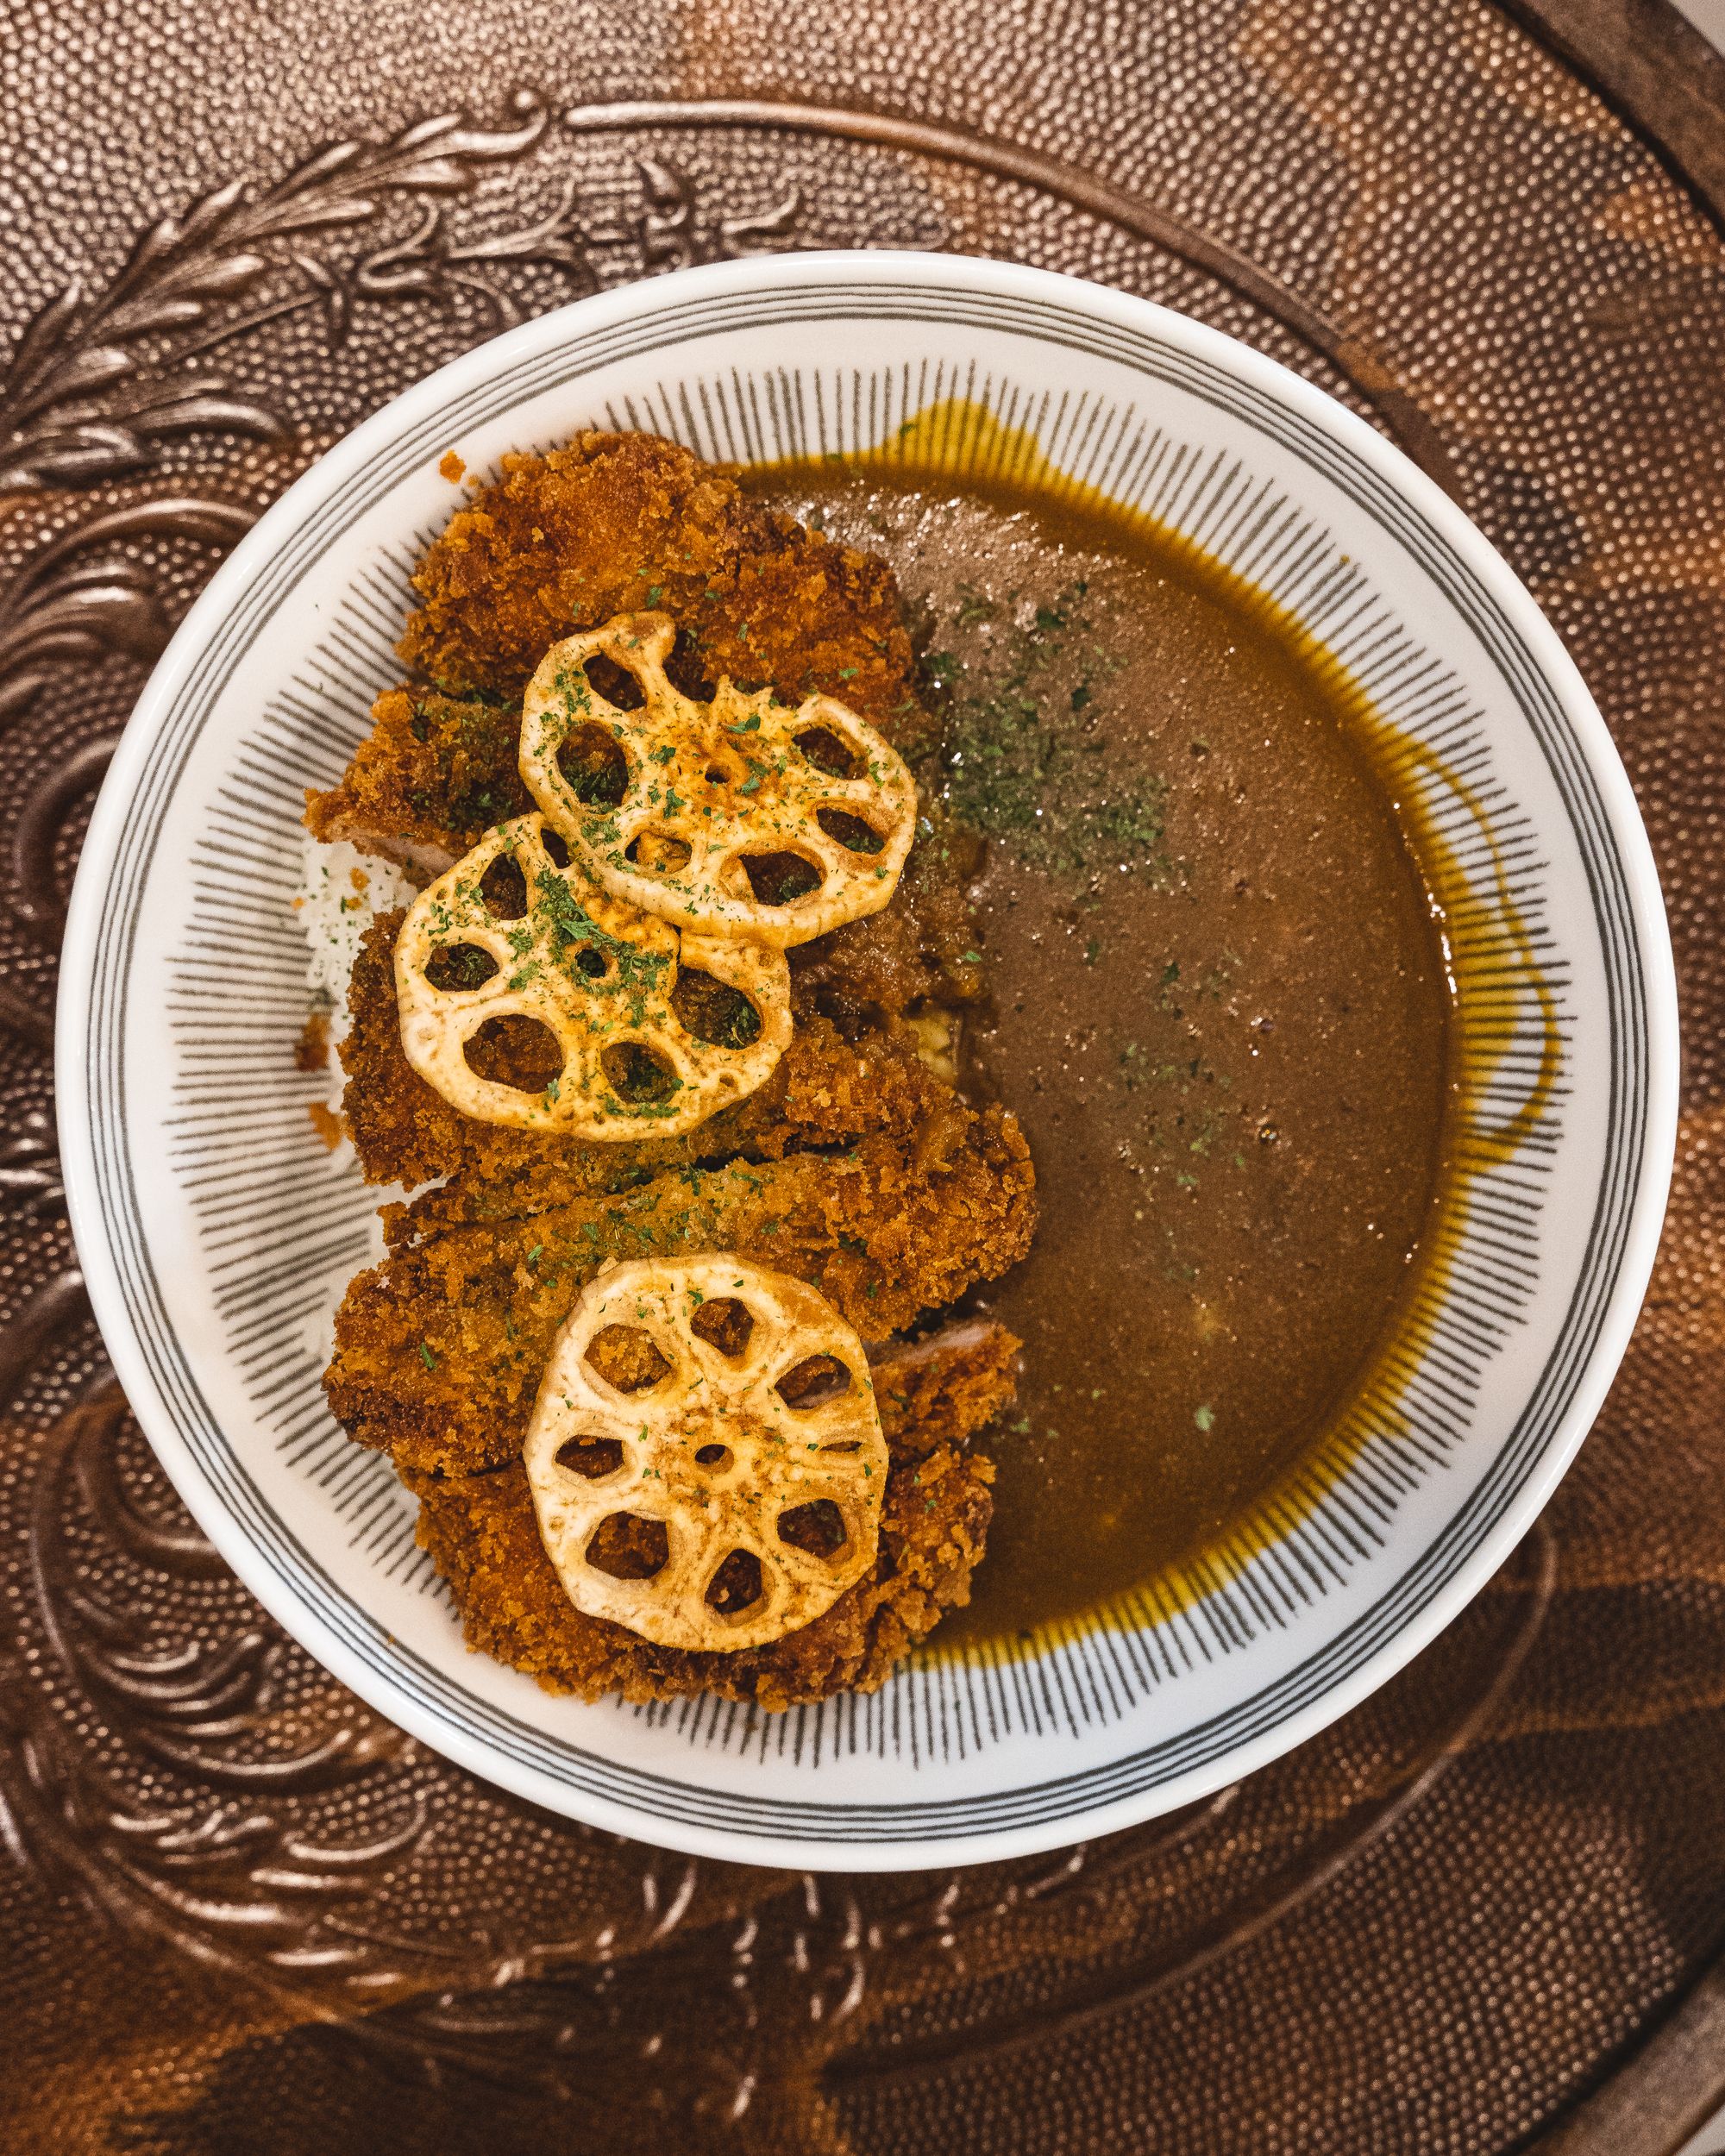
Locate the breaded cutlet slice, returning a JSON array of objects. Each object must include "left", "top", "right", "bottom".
[
  {"left": 338, "top": 908, "right": 975, "bottom": 1208},
  {"left": 325, "top": 1104, "right": 1036, "bottom": 1479},
  {"left": 396, "top": 430, "right": 935, "bottom": 754},
  {"left": 305, "top": 435, "right": 984, "bottom": 1132},
  {"left": 788, "top": 807, "right": 988, "bottom": 1034},
  {"left": 415, "top": 1447, "right": 992, "bottom": 1713},
  {"left": 868, "top": 1318, "right": 1023, "bottom": 1460},
  {"left": 408, "top": 1321, "right": 1018, "bottom": 1709},
  {"left": 305, "top": 686, "right": 530, "bottom": 878}
]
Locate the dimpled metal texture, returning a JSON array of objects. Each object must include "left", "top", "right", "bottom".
[{"left": 2, "top": 2, "right": 1722, "bottom": 2149}]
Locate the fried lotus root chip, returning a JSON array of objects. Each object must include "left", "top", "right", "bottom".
[
  {"left": 523, "top": 1257, "right": 888, "bottom": 1651},
  {"left": 519, "top": 611, "right": 918, "bottom": 949},
  {"left": 394, "top": 815, "right": 791, "bottom": 1138}
]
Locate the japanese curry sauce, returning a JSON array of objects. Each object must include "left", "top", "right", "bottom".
[{"left": 750, "top": 465, "right": 1454, "bottom": 1648}]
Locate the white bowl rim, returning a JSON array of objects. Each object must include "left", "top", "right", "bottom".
[{"left": 56, "top": 248, "right": 1679, "bottom": 1871}]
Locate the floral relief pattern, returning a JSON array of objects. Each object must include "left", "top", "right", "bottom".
[
  {"left": 0, "top": 35, "right": 1716, "bottom": 2150},
  {"left": 0, "top": 91, "right": 803, "bottom": 499}
]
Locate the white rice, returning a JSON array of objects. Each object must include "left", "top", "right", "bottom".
[
  {"left": 292, "top": 834, "right": 419, "bottom": 1357},
  {"left": 292, "top": 832, "right": 416, "bottom": 1059}
]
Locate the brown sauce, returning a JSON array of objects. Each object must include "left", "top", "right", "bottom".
[{"left": 745, "top": 462, "right": 1458, "bottom": 1648}]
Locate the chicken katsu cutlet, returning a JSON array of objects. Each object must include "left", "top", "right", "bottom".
[
  {"left": 411, "top": 1325, "right": 1017, "bottom": 1710},
  {"left": 398, "top": 429, "right": 936, "bottom": 743},
  {"left": 306, "top": 429, "right": 1035, "bottom": 1707},
  {"left": 337, "top": 895, "right": 985, "bottom": 1205},
  {"left": 329, "top": 1098, "right": 1033, "bottom": 1476}
]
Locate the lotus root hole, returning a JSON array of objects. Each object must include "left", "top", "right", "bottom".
[
  {"left": 778, "top": 1498, "right": 849, "bottom": 1561},
  {"left": 423, "top": 943, "right": 499, "bottom": 993},
  {"left": 776, "top": 1355, "right": 853, "bottom": 1409},
  {"left": 540, "top": 824, "right": 572, "bottom": 868},
  {"left": 555, "top": 720, "right": 629, "bottom": 808},
  {"left": 580, "top": 653, "right": 646, "bottom": 710},
  {"left": 688, "top": 1297, "right": 754, "bottom": 1357},
  {"left": 585, "top": 1325, "right": 673, "bottom": 1394},
  {"left": 794, "top": 724, "right": 863, "bottom": 779},
  {"left": 586, "top": 1513, "right": 669, "bottom": 1581},
  {"left": 693, "top": 1443, "right": 732, "bottom": 1470},
  {"left": 462, "top": 1015, "right": 563, "bottom": 1094},
  {"left": 600, "top": 1040, "right": 681, "bottom": 1106},
  {"left": 815, "top": 806, "right": 887, "bottom": 856},
  {"left": 705, "top": 1548, "right": 765, "bottom": 1614},
  {"left": 554, "top": 1435, "right": 624, "bottom": 1480},
  {"left": 670, "top": 970, "right": 763, "bottom": 1049},
  {"left": 479, "top": 853, "right": 529, "bottom": 919},
  {"left": 626, "top": 830, "right": 693, "bottom": 874},
  {"left": 664, "top": 631, "right": 715, "bottom": 702},
  {"left": 574, "top": 945, "right": 611, "bottom": 980},
  {"left": 739, "top": 850, "right": 825, "bottom": 906}
]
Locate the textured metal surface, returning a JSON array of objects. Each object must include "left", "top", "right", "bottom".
[{"left": 3, "top": 2, "right": 1724, "bottom": 2148}]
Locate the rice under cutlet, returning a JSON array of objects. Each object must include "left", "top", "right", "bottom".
[
  {"left": 325, "top": 1105, "right": 1036, "bottom": 1480},
  {"left": 408, "top": 1322, "right": 1018, "bottom": 1709},
  {"left": 339, "top": 907, "right": 978, "bottom": 1210},
  {"left": 396, "top": 429, "right": 936, "bottom": 754}
]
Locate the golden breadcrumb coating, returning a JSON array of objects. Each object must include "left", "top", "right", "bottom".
[
  {"left": 789, "top": 805, "right": 988, "bottom": 1034},
  {"left": 415, "top": 1448, "right": 991, "bottom": 1711},
  {"left": 304, "top": 686, "right": 530, "bottom": 877},
  {"left": 325, "top": 1106, "right": 1035, "bottom": 1479},
  {"left": 397, "top": 430, "right": 936, "bottom": 755},
  {"left": 868, "top": 1319, "right": 1022, "bottom": 1461}
]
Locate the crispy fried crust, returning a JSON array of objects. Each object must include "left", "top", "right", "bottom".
[
  {"left": 325, "top": 1105, "right": 1035, "bottom": 1478},
  {"left": 869, "top": 1319, "right": 1022, "bottom": 1461},
  {"left": 415, "top": 1448, "right": 992, "bottom": 1711},
  {"left": 328, "top": 813, "right": 988, "bottom": 1196},
  {"left": 409, "top": 1321, "right": 1015, "bottom": 1708},
  {"left": 790, "top": 806, "right": 988, "bottom": 1034},
  {"left": 397, "top": 430, "right": 936, "bottom": 755},
  {"left": 305, "top": 687, "right": 530, "bottom": 875}
]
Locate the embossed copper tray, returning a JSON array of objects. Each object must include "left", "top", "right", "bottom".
[{"left": 5, "top": 0, "right": 1725, "bottom": 2147}]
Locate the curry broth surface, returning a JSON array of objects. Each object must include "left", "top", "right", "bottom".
[{"left": 747, "top": 468, "right": 1455, "bottom": 1645}]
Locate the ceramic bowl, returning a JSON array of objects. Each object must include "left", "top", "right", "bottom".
[{"left": 59, "top": 251, "right": 1678, "bottom": 1870}]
